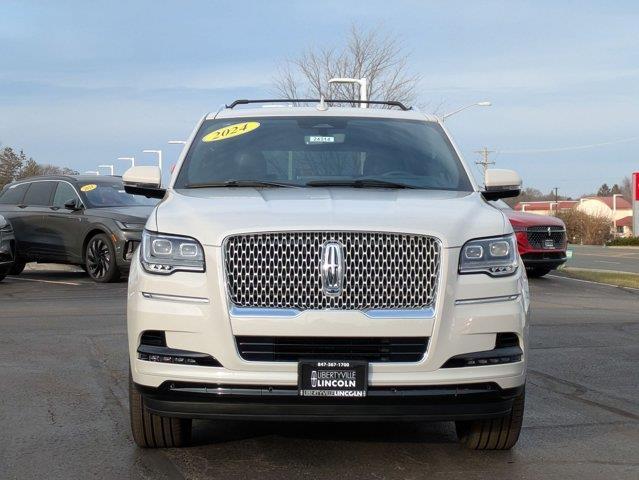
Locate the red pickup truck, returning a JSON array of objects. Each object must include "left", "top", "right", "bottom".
[{"left": 492, "top": 200, "right": 567, "bottom": 277}]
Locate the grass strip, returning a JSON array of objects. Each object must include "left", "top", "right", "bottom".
[{"left": 558, "top": 267, "right": 639, "bottom": 289}]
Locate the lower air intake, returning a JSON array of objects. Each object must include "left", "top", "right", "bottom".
[{"left": 235, "top": 336, "right": 428, "bottom": 363}]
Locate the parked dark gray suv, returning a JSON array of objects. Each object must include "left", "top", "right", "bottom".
[{"left": 0, "top": 175, "right": 156, "bottom": 282}]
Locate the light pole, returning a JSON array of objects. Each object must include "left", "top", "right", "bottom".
[
  {"left": 98, "top": 164, "right": 114, "bottom": 176},
  {"left": 143, "top": 149, "right": 163, "bottom": 173},
  {"left": 117, "top": 156, "right": 135, "bottom": 170},
  {"left": 613, "top": 193, "right": 623, "bottom": 236},
  {"left": 328, "top": 77, "right": 368, "bottom": 108},
  {"left": 441, "top": 101, "right": 492, "bottom": 121}
]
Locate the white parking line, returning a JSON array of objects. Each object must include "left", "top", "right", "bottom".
[
  {"left": 7, "top": 276, "right": 82, "bottom": 286},
  {"left": 547, "top": 274, "right": 639, "bottom": 291}
]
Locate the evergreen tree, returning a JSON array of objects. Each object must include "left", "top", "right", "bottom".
[{"left": 0, "top": 147, "right": 24, "bottom": 188}]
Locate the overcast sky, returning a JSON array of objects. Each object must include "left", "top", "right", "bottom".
[{"left": 1, "top": 0, "right": 638, "bottom": 196}]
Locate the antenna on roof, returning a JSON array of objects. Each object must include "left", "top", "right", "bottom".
[{"left": 316, "top": 95, "right": 328, "bottom": 111}]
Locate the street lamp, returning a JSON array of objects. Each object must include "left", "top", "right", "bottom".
[
  {"left": 441, "top": 101, "right": 492, "bottom": 121},
  {"left": 143, "top": 149, "right": 163, "bottom": 173},
  {"left": 98, "top": 164, "right": 114, "bottom": 176},
  {"left": 328, "top": 77, "right": 368, "bottom": 108},
  {"left": 613, "top": 193, "right": 623, "bottom": 236},
  {"left": 117, "top": 156, "right": 135, "bottom": 170}
]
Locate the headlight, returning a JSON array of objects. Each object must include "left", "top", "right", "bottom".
[
  {"left": 141, "top": 230, "right": 205, "bottom": 274},
  {"left": 115, "top": 221, "right": 146, "bottom": 231},
  {"left": 459, "top": 234, "right": 518, "bottom": 277}
]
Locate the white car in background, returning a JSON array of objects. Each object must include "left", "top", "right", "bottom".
[{"left": 124, "top": 99, "right": 530, "bottom": 450}]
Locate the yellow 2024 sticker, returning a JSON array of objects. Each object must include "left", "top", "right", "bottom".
[
  {"left": 80, "top": 184, "right": 97, "bottom": 192},
  {"left": 202, "top": 121, "right": 260, "bottom": 142}
]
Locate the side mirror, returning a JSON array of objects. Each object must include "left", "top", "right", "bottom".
[
  {"left": 64, "top": 198, "right": 83, "bottom": 211},
  {"left": 123, "top": 166, "right": 166, "bottom": 199},
  {"left": 482, "top": 169, "right": 521, "bottom": 200}
]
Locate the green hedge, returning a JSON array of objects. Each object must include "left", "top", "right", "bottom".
[{"left": 606, "top": 237, "right": 639, "bottom": 246}]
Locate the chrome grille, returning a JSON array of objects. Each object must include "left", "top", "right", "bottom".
[
  {"left": 224, "top": 232, "right": 441, "bottom": 310},
  {"left": 526, "top": 226, "right": 566, "bottom": 249}
]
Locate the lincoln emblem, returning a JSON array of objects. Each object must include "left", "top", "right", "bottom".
[{"left": 320, "top": 241, "right": 345, "bottom": 297}]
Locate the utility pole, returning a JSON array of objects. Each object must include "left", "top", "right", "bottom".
[
  {"left": 553, "top": 187, "right": 559, "bottom": 203},
  {"left": 474, "top": 147, "right": 495, "bottom": 174}
]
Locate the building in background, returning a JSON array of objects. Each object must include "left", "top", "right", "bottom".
[{"left": 514, "top": 200, "right": 578, "bottom": 215}]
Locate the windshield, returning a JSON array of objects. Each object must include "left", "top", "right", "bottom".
[
  {"left": 81, "top": 181, "right": 158, "bottom": 207},
  {"left": 174, "top": 116, "right": 473, "bottom": 191}
]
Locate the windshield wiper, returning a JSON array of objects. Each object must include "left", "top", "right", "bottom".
[
  {"left": 305, "top": 178, "right": 418, "bottom": 189},
  {"left": 184, "top": 180, "right": 299, "bottom": 188}
]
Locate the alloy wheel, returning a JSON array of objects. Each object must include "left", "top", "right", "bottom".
[{"left": 87, "top": 237, "right": 111, "bottom": 279}]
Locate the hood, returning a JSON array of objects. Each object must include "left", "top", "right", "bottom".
[
  {"left": 503, "top": 209, "right": 565, "bottom": 228},
  {"left": 154, "top": 188, "right": 508, "bottom": 248},
  {"left": 86, "top": 206, "right": 154, "bottom": 222}
]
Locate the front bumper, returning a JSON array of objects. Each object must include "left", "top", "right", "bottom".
[
  {"left": 128, "top": 245, "right": 530, "bottom": 398},
  {"left": 113, "top": 230, "right": 142, "bottom": 269},
  {"left": 521, "top": 251, "right": 567, "bottom": 269},
  {"left": 0, "top": 228, "right": 15, "bottom": 266},
  {"left": 136, "top": 381, "right": 524, "bottom": 421}
]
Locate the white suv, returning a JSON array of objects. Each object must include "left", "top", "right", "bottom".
[{"left": 124, "top": 99, "right": 529, "bottom": 450}]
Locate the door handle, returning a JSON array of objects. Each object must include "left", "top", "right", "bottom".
[
  {"left": 17, "top": 204, "right": 27, "bottom": 209},
  {"left": 49, "top": 206, "right": 60, "bottom": 211}
]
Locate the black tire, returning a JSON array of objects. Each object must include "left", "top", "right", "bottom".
[
  {"left": 85, "top": 233, "right": 121, "bottom": 283},
  {"left": 455, "top": 387, "right": 525, "bottom": 450},
  {"left": 129, "top": 373, "right": 192, "bottom": 448},
  {"left": 526, "top": 267, "right": 551, "bottom": 278},
  {"left": 0, "top": 265, "right": 9, "bottom": 282},
  {"left": 9, "top": 258, "right": 25, "bottom": 275}
]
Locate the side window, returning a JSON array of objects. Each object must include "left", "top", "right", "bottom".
[
  {"left": 0, "top": 183, "right": 29, "bottom": 205},
  {"left": 23, "top": 181, "right": 56, "bottom": 206},
  {"left": 52, "top": 182, "right": 79, "bottom": 208}
]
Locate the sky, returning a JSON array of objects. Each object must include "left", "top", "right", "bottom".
[{"left": 1, "top": 0, "right": 638, "bottom": 196}]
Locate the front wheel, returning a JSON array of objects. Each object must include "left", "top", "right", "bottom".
[
  {"left": 455, "top": 387, "right": 525, "bottom": 450},
  {"left": 526, "top": 267, "right": 552, "bottom": 278},
  {"left": 129, "top": 373, "right": 192, "bottom": 448},
  {"left": 0, "top": 265, "right": 9, "bottom": 282},
  {"left": 85, "top": 233, "right": 121, "bottom": 283}
]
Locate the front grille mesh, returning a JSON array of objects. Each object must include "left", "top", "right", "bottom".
[
  {"left": 224, "top": 232, "right": 441, "bottom": 310},
  {"left": 526, "top": 226, "right": 566, "bottom": 249},
  {"left": 236, "top": 336, "right": 429, "bottom": 362}
]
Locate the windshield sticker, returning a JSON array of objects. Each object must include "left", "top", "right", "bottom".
[
  {"left": 307, "top": 136, "right": 334, "bottom": 144},
  {"left": 305, "top": 133, "right": 345, "bottom": 145},
  {"left": 202, "top": 121, "right": 260, "bottom": 142},
  {"left": 80, "top": 184, "right": 97, "bottom": 192}
]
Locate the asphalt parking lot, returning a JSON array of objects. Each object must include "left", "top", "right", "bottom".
[
  {"left": 565, "top": 245, "right": 639, "bottom": 274},
  {"left": 1, "top": 268, "right": 638, "bottom": 479}
]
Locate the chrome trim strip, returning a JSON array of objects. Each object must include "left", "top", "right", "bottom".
[
  {"left": 141, "top": 292, "right": 209, "bottom": 304},
  {"left": 229, "top": 306, "right": 301, "bottom": 318},
  {"left": 455, "top": 294, "right": 520, "bottom": 306},
  {"left": 229, "top": 305, "right": 436, "bottom": 319},
  {"left": 363, "top": 307, "right": 435, "bottom": 319}
]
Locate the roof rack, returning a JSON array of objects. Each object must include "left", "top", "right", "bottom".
[{"left": 226, "top": 99, "right": 410, "bottom": 111}]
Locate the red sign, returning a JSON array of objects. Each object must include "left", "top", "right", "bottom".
[{"left": 635, "top": 172, "right": 639, "bottom": 201}]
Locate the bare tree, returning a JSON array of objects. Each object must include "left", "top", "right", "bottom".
[
  {"left": 620, "top": 175, "right": 633, "bottom": 199},
  {"left": 273, "top": 24, "right": 421, "bottom": 107}
]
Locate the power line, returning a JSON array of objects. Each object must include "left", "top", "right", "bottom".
[
  {"left": 498, "top": 136, "right": 639, "bottom": 155},
  {"left": 474, "top": 147, "right": 495, "bottom": 174}
]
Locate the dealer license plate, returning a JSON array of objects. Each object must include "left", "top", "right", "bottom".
[
  {"left": 544, "top": 239, "right": 555, "bottom": 249},
  {"left": 298, "top": 360, "right": 368, "bottom": 397}
]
